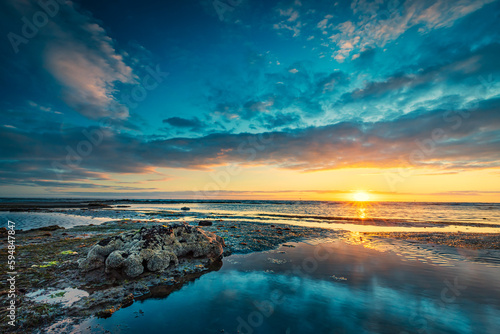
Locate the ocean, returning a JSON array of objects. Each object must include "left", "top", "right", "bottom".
[{"left": 2, "top": 199, "right": 500, "bottom": 233}]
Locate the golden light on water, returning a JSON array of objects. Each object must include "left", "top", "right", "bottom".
[{"left": 357, "top": 207, "right": 367, "bottom": 219}]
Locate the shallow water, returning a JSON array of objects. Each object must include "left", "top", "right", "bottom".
[
  {"left": 73, "top": 239, "right": 500, "bottom": 334},
  {"left": 0, "top": 211, "right": 111, "bottom": 230},
  {"left": 109, "top": 200, "right": 500, "bottom": 225},
  {"left": 27, "top": 288, "right": 89, "bottom": 308}
]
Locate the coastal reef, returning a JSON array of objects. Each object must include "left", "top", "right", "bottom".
[{"left": 78, "top": 223, "right": 224, "bottom": 277}]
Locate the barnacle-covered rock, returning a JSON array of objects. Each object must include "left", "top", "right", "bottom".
[{"left": 78, "top": 223, "right": 224, "bottom": 277}]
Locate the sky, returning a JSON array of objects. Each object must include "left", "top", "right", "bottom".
[{"left": 0, "top": 0, "right": 500, "bottom": 202}]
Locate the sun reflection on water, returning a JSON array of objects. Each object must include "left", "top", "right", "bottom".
[
  {"left": 357, "top": 207, "right": 367, "bottom": 219},
  {"left": 350, "top": 200, "right": 374, "bottom": 220}
]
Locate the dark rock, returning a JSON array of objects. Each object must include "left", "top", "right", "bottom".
[
  {"left": 9, "top": 208, "right": 28, "bottom": 212},
  {"left": 121, "top": 293, "right": 134, "bottom": 308},
  {"left": 88, "top": 203, "right": 110, "bottom": 208},
  {"left": 79, "top": 223, "right": 225, "bottom": 278},
  {"left": 198, "top": 221, "right": 213, "bottom": 226},
  {"left": 96, "top": 307, "right": 117, "bottom": 318},
  {"left": 29, "top": 225, "right": 65, "bottom": 232},
  {"left": 181, "top": 207, "right": 190, "bottom": 211}
]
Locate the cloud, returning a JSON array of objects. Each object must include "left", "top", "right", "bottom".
[
  {"left": 273, "top": 2, "right": 304, "bottom": 37},
  {"left": 1, "top": 97, "right": 499, "bottom": 188},
  {"left": 4, "top": 0, "right": 137, "bottom": 120},
  {"left": 43, "top": 10, "right": 136, "bottom": 120},
  {"left": 1, "top": 0, "right": 499, "bottom": 195},
  {"left": 332, "top": 43, "right": 500, "bottom": 123},
  {"left": 162, "top": 117, "right": 207, "bottom": 131},
  {"left": 204, "top": 64, "right": 349, "bottom": 127},
  {"left": 326, "top": 0, "right": 497, "bottom": 62},
  {"left": 429, "top": 190, "right": 500, "bottom": 196},
  {"left": 317, "top": 14, "right": 333, "bottom": 30},
  {"left": 260, "top": 112, "right": 301, "bottom": 129},
  {"left": 0, "top": 188, "right": 407, "bottom": 199}
]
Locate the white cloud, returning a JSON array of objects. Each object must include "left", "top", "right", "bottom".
[
  {"left": 324, "top": 0, "right": 496, "bottom": 63},
  {"left": 274, "top": 3, "right": 304, "bottom": 37},
  {"left": 279, "top": 8, "right": 300, "bottom": 22},
  {"left": 334, "top": 54, "right": 346, "bottom": 62},
  {"left": 27, "top": 100, "right": 61, "bottom": 114},
  {"left": 8, "top": 0, "right": 137, "bottom": 120},
  {"left": 273, "top": 21, "right": 303, "bottom": 37},
  {"left": 317, "top": 14, "right": 333, "bottom": 30}
]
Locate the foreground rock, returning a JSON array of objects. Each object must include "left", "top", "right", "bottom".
[{"left": 78, "top": 223, "right": 224, "bottom": 277}]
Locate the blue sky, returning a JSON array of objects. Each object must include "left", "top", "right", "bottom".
[{"left": 1, "top": 0, "right": 500, "bottom": 200}]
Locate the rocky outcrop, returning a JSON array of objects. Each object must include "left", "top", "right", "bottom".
[{"left": 78, "top": 223, "right": 224, "bottom": 277}]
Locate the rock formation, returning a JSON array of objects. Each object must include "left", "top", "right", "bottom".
[{"left": 78, "top": 223, "right": 224, "bottom": 277}]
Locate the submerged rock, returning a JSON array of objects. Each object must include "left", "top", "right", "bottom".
[
  {"left": 78, "top": 223, "right": 224, "bottom": 277},
  {"left": 29, "top": 225, "right": 65, "bottom": 232},
  {"left": 198, "top": 220, "right": 213, "bottom": 226}
]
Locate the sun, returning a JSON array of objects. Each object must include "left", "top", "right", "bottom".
[{"left": 352, "top": 191, "right": 370, "bottom": 202}]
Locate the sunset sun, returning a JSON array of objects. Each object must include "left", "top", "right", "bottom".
[{"left": 353, "top": 191, "right": 370, "bottom": 202}]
